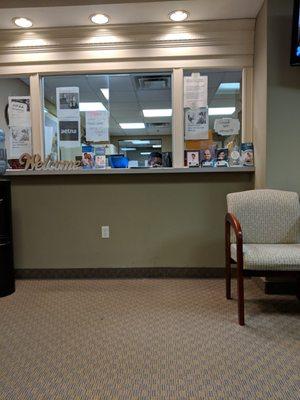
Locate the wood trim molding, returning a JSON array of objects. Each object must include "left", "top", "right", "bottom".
[{"left": 0, "top": 19, "right": 255, "bottom": 67}]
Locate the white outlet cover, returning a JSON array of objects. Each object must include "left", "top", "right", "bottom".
[{"left": 101, "top": 226, "right": 110, "bottom": 238}]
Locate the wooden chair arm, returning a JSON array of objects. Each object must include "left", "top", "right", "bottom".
[{"left": 225, "top": 212, "right": 243, "bottom": 246}]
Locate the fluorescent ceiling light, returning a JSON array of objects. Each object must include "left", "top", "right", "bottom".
[
  {"left": 121, "top": 147, "right": 136, "bottom": 151},
  {"left": 101, "top": 88, "right": 109, "bottom": 100},
  {"left": 209, "top": 107, "right": 236, "bottom": 116},
  {"left": 124, "top": 140, "right": 150, "bottom": 145},
  {"left": 152, "top": 145, "right": 162, "bottom": 148},
  {"left": 169, "top": 10, "right": 189, "bottom": 22},
  {"left": 12, "top": 17, "right": 33, "bottom": 28},
  {"left": 218, "top": 83, "right": 240, "bottom": 91},
  {"left": 90, "top": 13, "right": 109, "bottom": 25},
  {"left": 120, "top": 123, "right": 145, "bottom": 129},
  {"left": 79, "top": 102, "right": 106, "bottom": 111},
  {"left": 143, "top": 109, "right": 172, "bottom": 117},
  {"left": 141, "top": 152, "right": 151, "bottom": 155}
]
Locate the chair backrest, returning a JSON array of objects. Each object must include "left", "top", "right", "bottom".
[{"left": 227, "top": 189, "right": 300, "bottom": 244}]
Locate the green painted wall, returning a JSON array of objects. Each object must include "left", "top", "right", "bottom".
[
  {"left": 266, "top": 0, "right": 300, "bottom": 192},
  {"left": 10, "top": 173, "right": 253, "bottom": 269}
]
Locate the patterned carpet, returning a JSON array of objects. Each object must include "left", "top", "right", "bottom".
[{"left": 0, "top": 279, "right": 299, "bottom": 400}]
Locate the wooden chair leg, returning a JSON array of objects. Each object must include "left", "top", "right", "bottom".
[
  {"left": 225, "top": 256, "right": 231, "bottom": 300},
  {"left": 237, "top": 268, "right": 245, "bottom": 326}
]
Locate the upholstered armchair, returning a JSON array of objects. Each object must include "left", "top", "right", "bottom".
[{"left": 225, "top": 189, "right": 300, "bottom": 325}]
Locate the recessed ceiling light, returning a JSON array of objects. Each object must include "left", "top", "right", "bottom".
[
  {"left": 208, "top": 107, "right": 236, "bottom": 116},
  {"left": 153, "top": 145, "right": 162, "bottom": 148},
  {"left": 120, "top": 123, "right": 145, "bottom": 129},
  {"left": 141, "top": 152, "right": 151, "bottom": 155},
  {"left": 143, "top": 109, "right": 172, "bottom": 117},
  {"left": 12, "top": 17, "right": 33, "bottom": 28},
  {"left": 169, "top": 10, "right": 189, "bottom": 22},
  {"left": 124, "top": 140, "right": 150, "bottom": 144},
  {"left": 90, "top": 14, "right": 110, "bottom": 25},
  {"left": 79, "top": 102, "right": 106, "bottom": 111},
  {"left": 120, "top": 147, "right": 136, "bottom": 151}
]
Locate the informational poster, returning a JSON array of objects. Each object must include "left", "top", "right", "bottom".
[
  {"left": 8, "top": 96, "right": 32, "bottom": 158},
  {"left": 59, "top": 120, "right": 80, "bottom": 141},
  {"left": 184, "top": 74, "right": 208, "bottom": 109},
  {"left": 185, "top": 107, "right": 209, "bottom": 140},
  {"left": 85, "top": 110, "right": 109, "bottom": 142},
  {"left": 214, "top": 118, "right": 240, "bottom": 136},
  {"left": 56, "top": 87, "right": 80, "bottom": 119},
  {"left": 8, "top": 96, "right": 31, "bottom": 128},
  {"left": 9, "top": 127, "right": 32, "bottom": 158}
]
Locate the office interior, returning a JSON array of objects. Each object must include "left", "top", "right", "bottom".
[{"left": 0, "top": 1, "right": 299, "bottom": 399}]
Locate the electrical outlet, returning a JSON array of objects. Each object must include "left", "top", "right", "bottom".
[{"left": 101, "top": 226, "right": 110, "bottom": 239}]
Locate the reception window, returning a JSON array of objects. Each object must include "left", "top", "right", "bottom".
[
  {"left": 42, "top": 72, "right": 172, "bottom": 168},
  {"left": 183, "top": 70, "right": 248, "bottom": 168}
]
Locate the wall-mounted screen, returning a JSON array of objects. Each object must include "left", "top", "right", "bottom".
[{"left": 291, "top": 0, "right": 300, "bottom": 65}]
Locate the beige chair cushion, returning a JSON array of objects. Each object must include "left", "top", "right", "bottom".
[
  {"left": 231, "top": 243, "right": 300, "bottom": 271},
  {"left": 227, "top": 189, "right": 300, "bottom": 244}
]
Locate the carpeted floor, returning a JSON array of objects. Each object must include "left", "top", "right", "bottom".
[{"left": 0, "top": 279, "right": 299, "bottom": 400}]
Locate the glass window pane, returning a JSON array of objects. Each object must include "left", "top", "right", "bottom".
[
  {"left": 184, "top": 69, "right": 244, "bottom": 168},
  {"left": 42, "top": 72, "right": 172, "bottom": 168}
]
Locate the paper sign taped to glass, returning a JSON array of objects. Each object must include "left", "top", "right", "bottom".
[
  {"left": 184, "top": 75, "right": 208, "bottom": 109},
  {"left": 185, "top": 107, "right": 209, "bottom": 140},
  {"left": 8, "top": 96, "right": 31, "bottom": 128},
  {"left": 85, "top": 110, "right": 109, "bottom": 142},
  {"left": 56, "top": 87, "right": 80, "bottom": 119},
  {"left": 214, "top": 118, "right": 240, "bottom": 136}
]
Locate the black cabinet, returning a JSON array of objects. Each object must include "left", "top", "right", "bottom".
[{"left": 0, "top": 180, "right": 15, "bottom": 297}]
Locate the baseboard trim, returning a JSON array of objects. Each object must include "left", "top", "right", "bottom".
[{"left": 15, "top": 267, "right": 224, "bottom": 280}]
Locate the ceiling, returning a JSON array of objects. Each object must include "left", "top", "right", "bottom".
[
  {"left": 43, "top": 70, "right": 242, "bottom": 137},
  {"left": 0, "top": 0, "right": 264, "bottom": 29}
]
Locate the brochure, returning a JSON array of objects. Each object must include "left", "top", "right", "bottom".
[
  {"left": 94, "top": 146, "right": 106, "bottom": 169},
  {"left": 82, "top": 145, "right": 94, "bottom": 169},
  {"left": 241, "top": 143, "right": 254, "bottom": 166}
]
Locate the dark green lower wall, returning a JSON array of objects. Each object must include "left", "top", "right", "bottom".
[{"left": 10, "top": 173, "right": 253, "bottom": 269}]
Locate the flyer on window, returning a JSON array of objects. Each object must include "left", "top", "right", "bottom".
[
  {"left": 59, "top": 120, "right": 80, "bottom": 141},
  {"left": 185, "top": 107, "right": 209, "bottom": 140},
  {"left": 8, "top": 96, "right": 31, "bottom": 128},
  {"left": 9, "top": 127, "right": 32, "bottom": 158},
  {"left": 184, "top": 74, "right": 208, "bottom": 109},
  {"left": 85, "top": 110, "right": 109, "bottom": 142},
  {"left": 56, "top": 87, "right": 80, "bottom": 119},
  {"left": 214, "top": 118, "right": 240, "bottom": 136}
]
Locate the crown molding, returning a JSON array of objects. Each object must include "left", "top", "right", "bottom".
[{"left": 0, "top": 19, "right": 255, "bottom": 66}]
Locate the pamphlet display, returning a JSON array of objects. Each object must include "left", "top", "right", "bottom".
[{"left": 8, "top": 96, "right": 32, "bottom": 158}]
